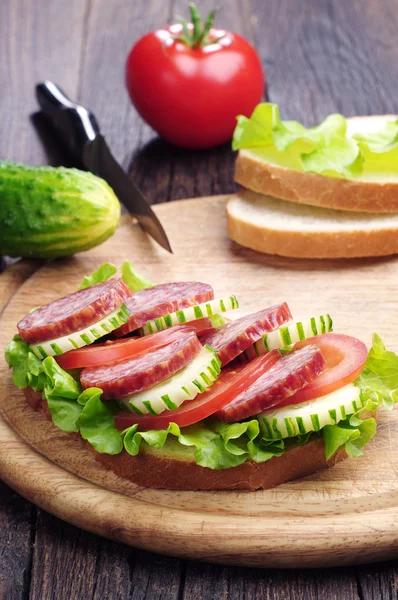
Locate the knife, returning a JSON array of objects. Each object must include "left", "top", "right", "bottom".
[{"left": 36, "top": 80, "right": 172, "bottom": 253}]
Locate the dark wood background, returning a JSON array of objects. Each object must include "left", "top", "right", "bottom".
[{"left": 1, "top": 0, "right": 398, "bottom": 598}]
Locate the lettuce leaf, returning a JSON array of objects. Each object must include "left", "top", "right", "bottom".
[
  {"left": 232, "top": 103, "right": 362, "bottom": 178},
  {"left": 232, "top": 102, "right": 398, "bottom": 179},
  {"left": 5, "top": 335, "right": 46, "bottom": 390},
  {"left": 121, "top": 260, "right": 153, "bottom": 292},
  {"left": 77, "top": 259, "right": 153, "bottom": 292},
  {"left": 41, "top": 357, "right": 82, "bottom": 432},
  {"left": 78, "top": 390, "right": 123, "bottom": 454},
  {"left": 78, "top": 262, "right": 118, "bottom": 289},
  {"left": 356, "top": 333, "right": 398, "bottom": 411},
  {"left": 322, "top": 417, "right": 376, "bottom": 460},
  {"left": 122, "top": 419, "right": 285, "bottom": 469},
  {"left": 5, "top": 336, "right": 83, "bottom": 432}
]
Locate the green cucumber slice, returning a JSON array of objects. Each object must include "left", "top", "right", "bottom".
[
  {"left": 120, "top": 345, "right": 221, "bottom": 415},
  {"left": 30, "top": 304, "right": 130, "bottom": 358},
  {"left": 141, "top": 296, "right": 239, "bottom": 335},
  {"left": 258, "top": 383, "right": 363, "bottom": 439},
  {"left": 141, "top": 295, "right": 239, "bottom": 335},
  {"left": 244, "top": 314, "right": 333, "bottom": 359}
]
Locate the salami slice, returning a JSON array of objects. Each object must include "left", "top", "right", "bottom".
[
  {"left": 200, "top": 303, "right": 292, "bottom": 366},
  {"left": 216, "top": 345, "right": 326, "bottom": 422},
  {"left": 80, "top": 331, "right": 202, "bottom": 400},
  {"left": 17, "top": 279, "right": 132, "bottom": 345},
  {"left": 114, "top": 282, "right": 214, "bottom": 337}
]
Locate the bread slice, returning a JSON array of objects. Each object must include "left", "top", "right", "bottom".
[
  {"left": 235, "top": 115, "right": 398, "bottom": 213},
  {"left": 93, "top": 435, "right": 347, "bottom": 491},
  {"left": 227, "top": 190, "right": 398, "bottom": 259},
  {"left": 24, "top": 388, "right": 374, "bottom": 491}
]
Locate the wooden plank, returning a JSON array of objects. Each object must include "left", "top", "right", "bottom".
[
  {"left": 251, "top": 0, "right": 398, "bottom": 124},
  {"left": 77, "top": 0, "right": 174, "bottom": 203},
  {"left": 356, "top": 561, "right": 398, "bottom": 600},
  {"left": 0, "top": 482, "right": 35, "bottom": 600},
  {"left": 130, "top": 550, "right": 182, "bottom": 600},
  {"left": 181, "top": 562, "right": 360, "bottom": 600},
  {"left": 0, "top": 0, "right": 89, "bottom": 164},
  {"left": 29, "top": 511, "right": 131, "bottom": 600}
]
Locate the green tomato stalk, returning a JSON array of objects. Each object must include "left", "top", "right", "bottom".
[{"left": 175, "top": 2, "right": 224, "bottom": 48}]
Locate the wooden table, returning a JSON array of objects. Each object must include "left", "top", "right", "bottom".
[{"left": 1, "top": 0, "right": 398, "bottom": 598}]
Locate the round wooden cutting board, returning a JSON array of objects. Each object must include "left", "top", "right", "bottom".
[{"left": 1, "top": 195, "right": 398, "bottom": 568}]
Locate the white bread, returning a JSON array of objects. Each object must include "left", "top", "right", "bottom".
[
  {"left": 234, "top": 115, "right": 398, "bottom": 213},
  {"left": 227, "top": 190, "right": 398, "bottom": 259}
]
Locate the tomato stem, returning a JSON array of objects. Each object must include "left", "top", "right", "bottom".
[{"left": 174, "top": 2, "right": 221, "bottom": 48}]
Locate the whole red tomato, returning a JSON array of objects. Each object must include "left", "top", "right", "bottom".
[{"left": 125, "top": 4, "right": 264, "bottom": 149}]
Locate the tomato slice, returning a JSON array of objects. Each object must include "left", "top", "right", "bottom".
[
  {"left": 114, "top": 349, "right": 281, "bottom": 431},
  {"left": 56, "top": 328, "right": 194, "bottom": 370},
  {"left": 277, "top": 333, "right": 367, "bottom": 407}
]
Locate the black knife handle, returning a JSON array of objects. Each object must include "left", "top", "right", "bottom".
[{"left": 36, "top": 81, "right": 100, "bottom": 161}]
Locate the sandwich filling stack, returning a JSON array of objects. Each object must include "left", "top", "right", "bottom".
[
  {"left": 227, "top": 103, "right": 398, "bottom": 258},
  {"left": 5, "top": 262, "right": 398, "bottom": 491}
]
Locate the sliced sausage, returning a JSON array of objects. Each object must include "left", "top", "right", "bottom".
[
  {"left": 114, "top": 281, "right": 214, "bottom": 337},
  {"left": 200, "top": 303, "right": 292, "bottom": 366},
  {"left": 80, "top": 331, "right": 202, "bottom": 400},
  {"left": 216, "top": 345, "right": 326, "bottom": 422},
  {"left": 17, "top": 279, "right": 132, "bottom": 345}
]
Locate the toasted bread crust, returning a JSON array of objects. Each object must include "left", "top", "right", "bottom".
[
  {"left": 235, "top": 151, "right": 398, "bottom": 214},
  {"left": 226, "top": 194, "right": 398, "bottom": 259},
  {"left": 94, "top": 438, "right": 347, "bottom": 491},
  {"left": 235, "top": 115, "right": 398, "bottom": 214}
]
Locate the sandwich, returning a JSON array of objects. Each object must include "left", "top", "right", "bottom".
[
  {"left": 5, "top": 261, "right": 398, "bottom": 491},
  {"left": 227, "top": 103, "right": 398, "bottom": 258}
]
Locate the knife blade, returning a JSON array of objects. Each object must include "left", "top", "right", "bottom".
[{"left": 35, "top": 80, "right": 172, "bottom": 253}]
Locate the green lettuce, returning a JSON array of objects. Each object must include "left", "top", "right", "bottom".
[
  {"left": 5, "top": 335, "right": 46, "bottom": 390},
  {"left": 357, "top": 333, "right": 398, "bottom": 411},
  {"left": 123, "top": 419, "right": 285, "bottom": 469},
  {"left": 78, "top": 390, "right": 123, "bottom": 454},
  {"left": 78, "top": 262, "right": 118, "bottom": 289},
  {"left": 121, "top": 260, "right": 153, "bottom": 292},
  {"left": 322, "top": 417, "right": 376, "bottom": 460},
  {"left": 77, "top": 259, "right": 153, "bottom": 292},
  {"left": 5, "top": 336, "right": 83, "bottom": 432},
  {"left": 232, "top": 102, "right": 398, "bottom": 179}
]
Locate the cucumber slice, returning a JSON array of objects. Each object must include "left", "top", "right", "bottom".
[
  {"left": 30, "top": 304, "right": 130, "bottom": 359},
  {"left": 258, "top": 383, "right": 363, "bottom": 439},
  {"left": 244, "top": 314, "right": 333, "bottom": 359},
  {"left": 120, "top": 345, "right": 221, "bottom": 416},
  {"left": 141, "top": 295, "right": 239, "bottom": 335}
]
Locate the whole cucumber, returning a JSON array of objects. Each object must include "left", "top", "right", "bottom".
[{"left": 0, "top": 161, "right": 120, "bottom": 258}]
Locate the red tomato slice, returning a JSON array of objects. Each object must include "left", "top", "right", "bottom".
[
  {"left": 277, "top": 333, "right": 367, "bottom": 407},
  {"left": 56, "top": 328, "right": 194, "bottom": 370},
  {"left": 114, "top": 349, "right": 281, "bottom": 431}
]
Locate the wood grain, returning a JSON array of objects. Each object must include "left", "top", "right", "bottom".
[
  {"left": 1, "top": 198, "right": 398, "bottom": 570},
  {"left": 254, "top": 0, "right": 398, "bottom": 124},
  {"left": 0, "top": 0, "right": 89, "bottom": 165}
]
